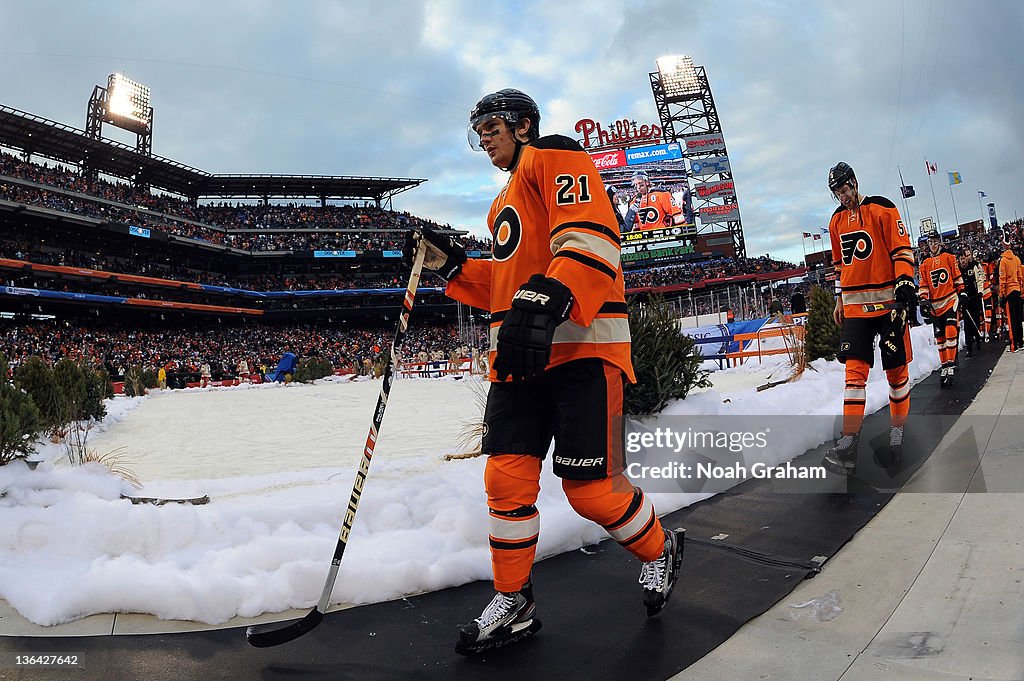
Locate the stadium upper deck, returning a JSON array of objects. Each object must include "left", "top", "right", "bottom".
[{"left": 0, "top": 104, "right": 424, "bottom": 204}]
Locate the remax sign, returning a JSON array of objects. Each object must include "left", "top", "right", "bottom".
[{"left": 624, "top": 142, "right": 682, "bottom": 165}]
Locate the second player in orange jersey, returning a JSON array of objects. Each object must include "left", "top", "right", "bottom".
[{"left": 822, "top": 162, "right": 917, "bottom": 475}]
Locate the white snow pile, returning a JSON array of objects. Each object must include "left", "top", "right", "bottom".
[{"left": 0, "top": 326, "right": 945, "bottom": 625}]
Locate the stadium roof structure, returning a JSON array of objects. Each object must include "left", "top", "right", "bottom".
[{"left": 0, "top": 105, "right": 425, "bottom": 204}]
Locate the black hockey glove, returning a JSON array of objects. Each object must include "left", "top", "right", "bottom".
[
  {"left": 889, "top": 276, "right": 917, "bottom": 333},
  {"left": 958, "top": 292, "right": 970, "bottom": 311},
  {"left": 919, "top": 298, "right": 934, "bottom": 319},
  {"left": 493, "top": 275, "right": 574, "bottom": 382},
  {"left": 893, "top": 276, "right": 918, "bottom": 311},
  {"left": 403, "top": 227, "right": 466, "bottom": 281}
]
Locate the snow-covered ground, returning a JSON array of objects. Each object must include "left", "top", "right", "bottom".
[{"left": 0, "top": 326, "right": 945, "bottom": 626}]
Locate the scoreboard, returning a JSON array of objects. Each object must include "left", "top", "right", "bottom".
[{"left": 620, "top": 226, "right": 696, "bottom": 266}]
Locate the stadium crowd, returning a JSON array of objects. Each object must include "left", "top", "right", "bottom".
[
  {"left": 0, "top": 319, "right": 489, "bottom": 381},
  {"left": 0, "top": 151, "right": 491, "bottom": 253},
  {"left": 622, "top": 255, "right": 800, "bottom": 289},
  {"left": 0, "top": 237, "right": 448, "bottom": 292}
]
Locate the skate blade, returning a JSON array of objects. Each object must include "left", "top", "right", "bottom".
[
  {"left": 455, "top": 618, "right": 542, "bottom": 656},
  {"left": 645, "top": 529, "right": 686, "bottom": 618},
  {"left": 821, "top": 456, "right": 856, "bottom": 477}
]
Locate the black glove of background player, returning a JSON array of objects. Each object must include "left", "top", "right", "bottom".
[
  {"left": 493, "top": 274, "right": 574, "bottom": 382},
  {"left": 403, "top": 227, "right": 466, "bottom": 281},
  {"left": 918, "top": 298, "right": 934, "bottom": 319}
]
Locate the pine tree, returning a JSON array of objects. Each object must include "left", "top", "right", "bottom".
[
  {"left": 625, "top": 295, "right": 711, "bottom": 416},
  {"left": 79, "top": 358, "right": 111, "bottom": 422},
  {"left": 14, "top": 357, "right": 60, "bottom": 434},
  {"left": 805, "top": 285, "right": 841, "bottom": 362},
  {"left": 0, "top": 352, "right": 42, "bottom": 465},
  {"left": 53, "top": 358, "right": 87, "bottom": 426}
]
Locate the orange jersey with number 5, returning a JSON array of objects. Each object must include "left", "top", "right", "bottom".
[
  {"left": 445, "top": 135, "right": 634, "bottom": 382},
  {"left": 828, "top": 196, "right": 914, "bottom": 318}
]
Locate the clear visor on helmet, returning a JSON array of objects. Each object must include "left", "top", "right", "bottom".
[{"left": 467, "top": 111, "right": 519, "bottom": 151}]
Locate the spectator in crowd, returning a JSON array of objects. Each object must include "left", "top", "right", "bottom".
[
  {"left": 268, "top": 345, "right": 299, "bottom": 383},
  {"left": 790, "top": 288, "right": 806, "bottom": 314}
]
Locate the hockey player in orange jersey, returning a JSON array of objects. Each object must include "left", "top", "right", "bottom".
[
  {"left": 919, "top": 232, "right": 965, "bottom": 387},
  {"left": 404, "top": 89, "right": 683, "bottom": 655},
  {"left": 999, "top": 236, "right": 1024, "bottom": 351},
  {"left": 821, "top": 162, "right": 917, "bottom": 475},
  {"left": 628, "top": 169, "right": 684, "bottom": 232}
]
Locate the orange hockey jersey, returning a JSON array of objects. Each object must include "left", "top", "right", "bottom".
[
  {"left": 632, "top": 189, "right": 682, "bottom": 231},
  {"left": 983, "top": 261, "right": 996, "bottom": 300},
  {"left": 918, "top": 250, "right": 964, "bottom": 315},
  {"left": 828, "top": 196, "right": 914, "bottom": 318},
  {"left": 446, "top": 135, "right": 634, "bottom": 382},
  {"left": 999, "top": 248, "right": 1023, "bottom": 298}
]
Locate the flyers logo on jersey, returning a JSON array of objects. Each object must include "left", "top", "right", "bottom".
[
  {"left": 930, "top": 268, "right": 950, "bottom": 288},
  {"left": 492, "top": 205, "right": 522, "bottom": 262},
  {"left": 638, "top": 207, "right": 661, "bottom": 225},
  {"left": 839, "top": 231, "right": 873, "bottom": 266}
]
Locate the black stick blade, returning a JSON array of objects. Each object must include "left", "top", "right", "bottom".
[{"left": 245, "top": 608, "right": 324, "bottom": 648}]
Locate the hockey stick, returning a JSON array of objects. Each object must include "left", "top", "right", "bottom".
[
  {"left": 246, "top": 244, "right": 427, "bottom": 648},
  {"left": 861, "top": 301, "right": 907, "bottom": 313},
  {"left": 959, "top": 299, "right": 981, "bottom": 336}
]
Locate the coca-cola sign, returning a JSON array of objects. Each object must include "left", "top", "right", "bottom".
[
  {"left": 589, "top": 149, "right": 627, "bottom": 169},
  {"left": 575, "top": 117, "right": 662, "bottom": 150}
]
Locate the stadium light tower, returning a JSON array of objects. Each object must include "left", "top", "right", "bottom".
[
  {"left": 86, "top": 73, "right": 154, "bottom": 188},
  {"left": 656, "top": 55, "right": 702, "bottom": 99},
  {"left": 650, "top": 55, "right": 745, "bottom": 257}
]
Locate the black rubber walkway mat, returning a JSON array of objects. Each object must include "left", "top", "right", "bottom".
[{"left": 0, "top": 344, "right": 1003, "bottom": 681}]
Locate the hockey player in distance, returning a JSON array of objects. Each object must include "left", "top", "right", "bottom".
[
  {"left": 629, "top": 169, "right": 685, "bottom": 231},
  {"left": 918, "top": 232, "right": 965, "bottom": 387},
  {"left": 822, "top": 162, "right": 917, "bottom": 475},
  {"left": 405, "top": 89, "right": 683, "bottom": 655},
  {"left": 958, "top": 248, "right": 985, "bottom": 357},
  {"left": 999, "top": 236, "right": 1024, "bottom": 352}
]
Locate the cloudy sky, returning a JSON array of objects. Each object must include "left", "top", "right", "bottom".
[{"left": 2, "top": 0, "right": 1021, "bottom": 264}]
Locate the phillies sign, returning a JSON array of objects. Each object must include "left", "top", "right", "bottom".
[{"left": 575, "top": 117, "right": 662, "bottom": 150}]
